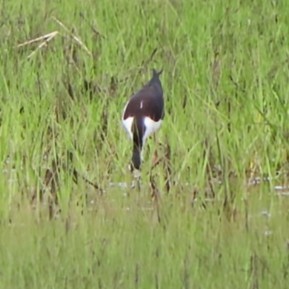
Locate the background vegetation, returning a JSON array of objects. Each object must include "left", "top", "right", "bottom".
[{"left": 1, "top": 0, "right": 289, "bottom": 288}]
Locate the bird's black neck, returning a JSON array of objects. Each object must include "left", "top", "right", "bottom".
[{"left": 132, "top": 118, "right": 144, "bottom": 148}]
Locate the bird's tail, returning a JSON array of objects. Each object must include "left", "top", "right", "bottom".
[
  {"left": 152, "top": 69, "right": 163, "bottom": 78},
  {"left": 150, "top": 69, "right": 163, "bottom": 87}
]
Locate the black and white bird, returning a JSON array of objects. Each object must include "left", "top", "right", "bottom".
[{"left": 122, "top": 69, "right": 164, "bottom": 171}]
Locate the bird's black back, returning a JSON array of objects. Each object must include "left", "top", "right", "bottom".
[{"left": 123, "top": 69, "right": 165, "bottom": 122}]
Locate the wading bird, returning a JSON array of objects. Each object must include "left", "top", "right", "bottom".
[{"left": 122, "top": 69, "right": 164, "bottom": 171}]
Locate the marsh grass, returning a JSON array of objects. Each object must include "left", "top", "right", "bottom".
[{"left": 1, "top": 0, "right": 289, "bottom": 288}]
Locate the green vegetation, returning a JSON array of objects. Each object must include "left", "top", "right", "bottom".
[{"left": 1, "top": 0, "right": 289, "bottom": 288}]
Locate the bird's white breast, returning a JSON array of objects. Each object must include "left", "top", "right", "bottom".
[
  {"left": 143, "top": 117, "right": 162, "bottom": 144},
  {"left": 122, "top": 116, "right": 134, "bottom": 139},
  {"left": 122, "top": 116, "right": 162, "bottom": 144}
]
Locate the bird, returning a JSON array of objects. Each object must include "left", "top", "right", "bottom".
[{"left": 122, "top": 69, "right": 165, "bottom": 171}]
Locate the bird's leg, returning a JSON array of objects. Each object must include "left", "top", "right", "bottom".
[
  {"left": 131, "top": 168, "right": 141, "bottom": 191},
  {"left": 129, "top": 158, "right": 141, "bottom": 191},
  {"left": 130, "top": 135, "right": 142, "bottom": 190}
]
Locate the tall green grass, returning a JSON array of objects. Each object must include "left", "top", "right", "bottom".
[{"left": 1, "top": 0, "right": 289, "bottom": 288}]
